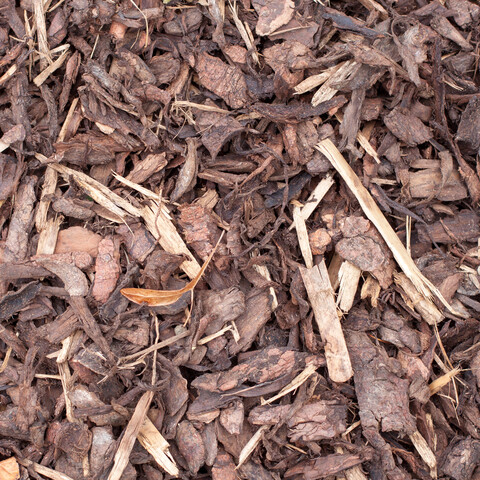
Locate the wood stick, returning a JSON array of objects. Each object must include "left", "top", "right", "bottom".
[
  {"left": 300, "top": 261, "right": 353, "bottom": 383},
  {"left": 293, "top": 204, "right": 313, "bottom": 269},
  {"left": 289, "top": 174, "right": 334, "bottom": 231},
  {"left": 337, "top": 260, "right": 362, "bottom": 313},
  {"left": 108, "top": 391, "right": 154, "bottom": 480}
]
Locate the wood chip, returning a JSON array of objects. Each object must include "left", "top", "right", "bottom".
[{"left": 300, "top": 260, "right": 353, "bottom": 383}]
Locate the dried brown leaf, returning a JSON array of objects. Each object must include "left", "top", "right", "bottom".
[{"left": 121, "top": 231, "right": 224, "bottom": 306}]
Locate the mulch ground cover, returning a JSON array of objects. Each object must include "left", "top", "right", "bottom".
[{"left": 1, "top": 0, "right": 480, "bottom": 478}]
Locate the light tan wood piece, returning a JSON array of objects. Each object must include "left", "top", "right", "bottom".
[
  {"left": 108, "top": 391, "right": 154, "bottom": 480},
  {"left": 337, "top": 260, "right": 362, "bottom": 313},
  {"left": 138, "top": 417, "right": 180, "bottom": 476},
  {"left": 289, "top": 174, "right": 334, "bottom": 231},
  {"left": 394, "top": 273, "right": 443, "bottom": 325},
  {"left": 293, "top": 204, "right": 313, "bottom": 269},
  {"left": 300, "top": 260, "right": 353, "bottom": 383}
]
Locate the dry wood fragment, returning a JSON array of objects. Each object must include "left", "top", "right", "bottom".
[
  {"left": 316, "top": 139, "right": 453, "bottom": 312},
  {"left": 261, "top": 362, "right": 317, "bottom": 405},
  {"left": 337, "top": 261, "right": 362, "bottom": 313},
  {"left": 300, "top": 261, "right": 353, "bottom": 383},
  {"left": 33, "top": 45, "right": 70, "bottom": 87},
  {"left": 33, "top": 0, "right": 52, "bottom": 69},
  {"left": 293, "top": 204, "right": 313, "bottom": 269},
  {"left": 360, "top": 274, "right": 381, "bottom": 308},
  {"left": 108, "top": 391, "right": 154, "bottom": 480},
  {"left": 36, "top": 214, "right": 62, "bottom": 255},
  {"left": 408, "top": 430, "right": 437, "bottom": 478},
  {"left": 0, "top": 457, "right": 19, "bottom": 480},
  {"left": 429, "top": 367, "right": 461, "bottom": 395},
  {"left": 408, "top": 167, "right": 467, "bottom": 202},
  {"left": 228, "top": 3, "right": 259, "bottom": 64},
  {"left": 57, "top": 333, "right": 81, "bottom": 423},
  {"left": 328, "top": 252, "right": 343, "bottom": 291},
  {"left": 236, "top": 425, "right": 269, "bottom": 469},
  {"left": 251, "top": 250, "right": 278, "bottom": 310},
  {"left": 294, "top": 62, "right": 346, "bottom": 95},
  {"left": 312, "top": 61, "right": 357, "bottom": 106},
  {"left": 357, "top": 0, "right": 388, "bottom": 18},
  {"left": 289, "top": 174, "right": 334, "bottom": 230},
  {"left": 137, "top": 417, "right": 180, "bottom": 476},
  {"left": 335, "top": 112, "right": 380, "bottom": 163},
  {"left": 47, "top": 163, "right": 141, "bottom": 220},
  {"left": 141, "top": 204, "right": 201, "bottom": 279},
  {"left": 17, "top": 458, "right": 75, "bottom": 480},
  {"left": 394, "top": 273, "right": 443, "bottom": 325},
  {"left": 335, "top": 446, "right": 369, "bottom": 480},
  {"left": 0, "top": 125, "right": 25, "bottom": 153}
]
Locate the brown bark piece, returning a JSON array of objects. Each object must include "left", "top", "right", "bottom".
[
  {"left": 309, "top": 228, "right": 332, "bottom": 255},
  {"left": 116, "top": 223, "right": 156, "bottom": 263},
  {"left": 176, "top": 420, "right": 206, "bottom": 474},
  {"left": 446, "top": 0, "right": 480, "bottom": 28},
  {"left": 178, "top": 205, "right": 221, "bottom": 261},
  {"left": 212, "top": 450, "right": 238, "bottom": 480},
  {"left": 250, "top": 399, "right": 347, "bottom": 441},
  {"left": 252, "top": 0, "right": 294, "bottom": 36},
  {"left": 171, "top": 138, "right": 199, "bottom": 201},
  {"left": 55, "top": 226, "right": 102, "bottom": 257},
  {"left": 456, "top": 96, "right": 480, "bottom": 154},
  {"left": 285, "top": 451, "right": 373, "bottom": 479},
  {"left": 0, "top": 154, "right": 19, "bottom": 202},
  {"left": 408, "top": 168, "right": 468, "bottom": 201},
  {"left": 346, "top": 330, "right": 416, "bottom": 479},
  {"left": 440, "top": 438, "right": 480, "bottom": 480},
  {"left": 195, "top": 107, "right": 244, "bottom": 161},
  {"left": 220, "top": 400, "right": 244, "bottom": 435},
  {"left": 347, "top": 330, "right": 416, "bottom": 434},
  {"left": 384, "top": 108, "right": 432, "bottom": 146},
  {"left": 52, "top": 197, "right": 95, "bottom": 220},
  {"left": 200, "top": 287, "right": 245, "bottom": 336},
  {"left": 431, "top": 15, "right": 473, "bottom": 51},
  {"left": 2, "top": 176, "right": 36, "bottom": 264},
  {"left": 195, "top": 53, "right": 249, "bottom": 109},
  {"left": 192, "top": 346, "right": 323, "bottom": 394},
  {"left": 228, "top": 289, "right": 273, "bottom": 355},
  {"left": 54, "top": 422, "right": 92, "bottom": 462},
  {"left": 125, "top": 153, "right": 167, "bottom": 185},
  {"left": 418, "top": 210, "right": 480, "bottom": 244},
  {"left": 54, "top": 133, "right": 131, "bottom": 166},
  {"left": 90, "top": 427, "right": 115, "bottom": 478},
  {"left": 92, "top": 237, "right": 121, "bottom": 303}
]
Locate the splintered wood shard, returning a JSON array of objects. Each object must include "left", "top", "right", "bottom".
[
  {"left": 141, "top": 204, "right": 201, "bottom": 279},
  {"left": 337, "top": 260, "right": 362, "bottom": 313},
  {"left": 300, "top": 261, "right": 353, "bottom": 383},
  {"left": 138, "top": 417, "right": 180, "bottom": 476},
  {"left": 316, "top": 138, "right": 454, "bottom": 313},
  {"left": 108, "top": 391, "right": 154, "bottom": 480}
]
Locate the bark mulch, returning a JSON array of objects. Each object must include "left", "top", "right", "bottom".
[{"left": 1, "top": 0, "right": 480, "bottom": 479}]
